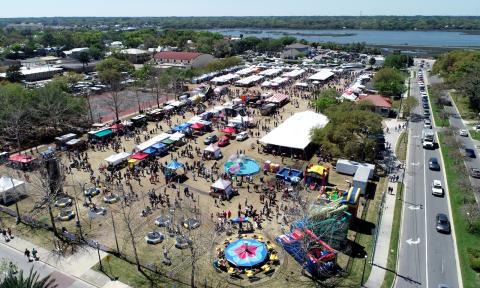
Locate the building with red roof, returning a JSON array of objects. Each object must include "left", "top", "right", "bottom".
[
  {"left": 154, "top": 51, "right": 214, "bottom": 69},
  {"left": 357, "top": 94, "right": 393, "bottom": 117}
]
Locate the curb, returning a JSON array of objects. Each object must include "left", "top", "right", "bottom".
[{"left": 0, "top": 241, "right": 102, "bottom": 288}]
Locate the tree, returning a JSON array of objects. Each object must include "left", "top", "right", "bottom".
[
  {"left": 369, "top": 57, "right": 376, "bottom": 66},
  {"left": 373, "top": 67, "right": 406, "bottom": 96},
  {"left": 99, "top": 69, "right": 123, "bottom": 121},
  {"left": 78, "top": 51, "right": 90, "bottom": 71},
  {"left": 5, "top": 64, "right": 24, "bottom": 83},
  {"left": 384, "top": 52, "right": 413, "bottom": 69},
  {"left": 401, "top": 96, "right": 418, "bottom": 118},
  {"left": 313, "top": 88, "right": 340, "bottom": 113},
  {"left": 96, "top": 57, "right": 134, "bottom": 75},
  {"left": 1, "top": 267, "right": 57, "bottom": 288},
  {"left": 310, "top": 102, "right": 382, "bottom": 161}
]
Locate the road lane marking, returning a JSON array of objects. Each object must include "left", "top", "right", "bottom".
[
  {"left": 423, "top": 123, "right": 430, "bottom": 288},
  {"left": 406, "top": 238, "right": 421, "bottom": 245},
  {"left": 408, "top": 205, "right": 422, "bottom": 210}
]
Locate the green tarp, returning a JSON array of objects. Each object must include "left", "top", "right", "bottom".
[
  {"left": 94, "top": 129, "right": 113, "bottom": 138},
  {"left": 161, "top": 138, "right": 175, "bottom": 145}
]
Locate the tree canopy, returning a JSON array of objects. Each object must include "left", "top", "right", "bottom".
[
  {"left": 373, "top": 67, "right": 406, "bottom": 96},
  {"left": 313, "top": 88, "right": 340, "bottom": 113},
  {"left": 384, "top": 52, "right": 414, "bottom": 69},
  {"left": 310, "top": 102, "right": 383, "bottom": 161}
]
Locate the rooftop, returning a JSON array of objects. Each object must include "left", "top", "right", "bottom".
[
  {"left": 357, "top": 94, "right": 392, "bottom": 108},
  {"left": 154, "top": 51, "right": 203, "bottom": 61}
]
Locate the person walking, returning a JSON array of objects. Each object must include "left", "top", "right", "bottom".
[
  {"left": 31, "top": 248, "right": 38, "bottom": 261},
  {"left": 24, "top": 249, "right": 31, "bottom": 262}
]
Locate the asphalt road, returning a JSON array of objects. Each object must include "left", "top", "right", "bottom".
[
  {"left": 0, "top": 243, "right": 94, "bottom": 288},
  {"left": 428, "top": 73, "right": 480, "bottom": 201},
  {"left": 395, "top": 68, "right": 459, "bottom": 288}
]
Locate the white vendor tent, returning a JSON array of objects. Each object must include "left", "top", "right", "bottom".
[
  {"left": 308, "top": 69, "right": 334, "bottom": 82},
  {"left": 0, "top": 176, "right": 26, "bottom": 205},
  {"left": 135, "top": 133, "right": 171, "bottom": 151},
  {"left": 211, "top": 178, "right": 233, "bottom": 199},
  {"left": 204, "top": 144, "right": 222, "bottom": 159},
  {"left": 282, "top": 69, "right": 305, "bottom": 79},
  {"left": 105, "top": 152, "right": 131, "bottom": 166},
  {"left": 260, "top": 111, "right": 329, "bottom": 150}
]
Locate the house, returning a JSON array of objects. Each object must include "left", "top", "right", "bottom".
[
  {"left": 281, "top": 43, "right": 311, "bottom": 59},
  {"left": 153, "top": 51, "right": 214, "bottom": 69},
  {"left": 0, "top": 65, "right": 63, "bottom": 82},
  {"left": 120, "top": 48, "right": 151, "bottom": 64},
  {"left": 357, "top": 94, "right": 392, "bottom": 117}
]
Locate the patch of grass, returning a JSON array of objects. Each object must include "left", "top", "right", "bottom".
[
  {"left": 381, "top": 183, "right": 403, "bottom": 288},
  {"left": 343, "top": 177, "right": 387, "bottom": 286},
  {"left": 92, "top": 255, "right": 189, "bottom": 288},
  {"left": 438, "top": 132, "right": 480, "bottom": 288},
  {"left": 470, "top": 130, "right": 480, "bottom": 141},
  {"left": 395, "top": 131, "right": 408, "bottom": 162},
  {"left": 428, "top": 85, "right": 449, "bottom": 127},
  {"left": 451, "top": 92, "right": 477, "bottom": 120}
]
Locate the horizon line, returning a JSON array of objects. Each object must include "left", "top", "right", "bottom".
[{"left": 1, "top": 15, "right": 480, "bottom": 19}]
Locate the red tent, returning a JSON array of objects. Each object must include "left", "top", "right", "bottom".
[
  {"left": 8, "top": 154, "right": 36, "bottom": 163},
  {"left": 222, "top": 127, "right": 236, "bottom": 134},
  {"left": 111, "top": 123, "right": 123, "bottom": 131},
  {"left": 190, "top": 122, "right": 205, "bottom": 130},
  {"left": 130, "top": 152, "right": 149, "bottom": 161}
]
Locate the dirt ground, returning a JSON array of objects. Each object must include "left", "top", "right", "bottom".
[{"left": 0, "top": 71, "right": 368, "bottom": 287}]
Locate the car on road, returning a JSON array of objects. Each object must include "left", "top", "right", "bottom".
[
  {"left": 436, "top": 213, "right": 451, "bottom": 234},
  {"left": 432, "top": 180, "right": 444, "bottom": 196},
  {"left": 235, "top": 131, "right": 249, "bottom": 141},
  {"left": 428, "top": 157, "right": 440, "bottom": 171},
  {"left": 203, "top": 134, "right": 218, "bottom": 145},
  {"left": 217, "top": 136, "right": 230, "bottom": 147},
  {"left": 465, "top": 148, "right": 476, "bottom": 158},
  {"left": 424, "top": 119, "right": 432, "bottom": 129},
  {"left": 423, "top": 109, "right": 430, "bottom": 117},
  {"left": 471, "top": 168, "right": 480, "bottom": 178},
  {"left": 459, "top": 129, "right": 469, "bottom": 137}
]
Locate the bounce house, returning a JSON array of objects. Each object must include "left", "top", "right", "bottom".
[
  {"left": 304, "top": 164, "right": 329, "bottom": 193},
  {"left": 276, "top": 227, "right": 336, "bottom": 278}
]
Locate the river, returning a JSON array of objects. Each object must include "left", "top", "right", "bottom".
[{"left": 208, "top": 28, "right": 480, "bottom": 47}]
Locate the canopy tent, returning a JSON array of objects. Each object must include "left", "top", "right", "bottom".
[
  {"left": 0, "top": 176, "right": 26, "bottom": 205},
  {"left": 9, "top": 154, "right": 36, "bottom": 164},
  {"left": 282, "top": 69, "right": 305, "bottom": 79},
  {"left": 169, "top": 132, "right": 185, "bottom": 142},
  {"left": 130, "top": 152, "right": 149, "bottom": 161},
  {"left": 210, "top": 73, "right": 239, "bottom": 85},
  {"left": 172, "top": 123, "right": 191, "bottom": 133},
  {"left": 190, "top": 122, "right": 204, "bottom": 130},
  {"left": 204, "top": 144, "right": 220, "bottom": 153},
  {"left": 204, "top": 144, "right": 221, "bottom": 159},
  {"left": 152, "top": 143, "right": 167, "bottom": 150},
  {"left": 110, "top": 123, "right": 123, "bottom": 131},
  {"left": 265, "top": 93, "right": 289, "bottom": 104},
  {"left": 166, "top": 160, "right": 184, "bottom": 170},
  {"left": 211, "top": 178, "right": 233, "bottom": 198},
  {"left": 94, "top": 129, "right": 113, "bottom": 138},
  {"left": 308, "top": 69, "right": 334, "bottom": 82},
  {"left": 235, "top": 75, "right": 264, "bottom": 86},
  {"left": 143, "top": 147, "right": 157, "bottom": 155},
  {"left": 259, "top": 68, "right": 283, "bottom": 77},
  {"left": 260, "top": 111, "right": 329, "bottom": 150},
  {"left": 105, "top": 152, "right": 131, "bottom": 166},
  {"left": 135, "top": 133, "right": 171, "bottom": 151},
  {"left": 161, "top": 138, "right": 176, "bottom": 146}
]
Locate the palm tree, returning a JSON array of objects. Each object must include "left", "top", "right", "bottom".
[{"left": 1, "top": 267, "right": 57, "bottom": 288}]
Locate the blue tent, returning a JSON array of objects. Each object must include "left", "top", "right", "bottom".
[
  {"left": 143, "top": 147, "right": 157, "bottom": 155},
  {"left": 166, "top": 160, "right": 184, "bottom": 170},
  {"left": 172, "top": 123, "right": 191, "bottom": 133},
  {"left": 152, "top": 143, "right": 166, "bottom": 150}
]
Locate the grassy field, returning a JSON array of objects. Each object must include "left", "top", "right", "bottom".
[
  {"left": 342, "top": 177, "right": 387, "bottom": 286},
  {"left": 438, "top": 132, "right": 480, "bottom": 288},
  {"left": 428, "top": 85, "right": 449, "bottom": 127},
  {"left": 93, "top": 256, "right": 190, "bottom": 288},
  {"left": 469, "top": 130, "right": 480, "bottom": 141},
  {"left": 395, "top": 131, "right": 408, "bottom": 162},
  {"left": 381, "top": 183, "right": 403, "bottom": 288}
]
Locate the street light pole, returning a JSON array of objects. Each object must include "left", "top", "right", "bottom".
[{"left": 95, "top": 241, "right": 103, "bottom": 272}]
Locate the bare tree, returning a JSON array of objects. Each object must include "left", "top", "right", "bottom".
[{"left": 99, "top": 69, "right": 124, "bottom": 121}]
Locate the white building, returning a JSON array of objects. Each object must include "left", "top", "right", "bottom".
[{"left": 154, "top": 52, "right": 214, "bottom": 69}]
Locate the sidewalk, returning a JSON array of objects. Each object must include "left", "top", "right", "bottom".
[
  {"left": 364, "top": 119, "right": 405, "bottom": 288},
  {"left": 0, "top": 235, "right": 130, "bottom": 288}
]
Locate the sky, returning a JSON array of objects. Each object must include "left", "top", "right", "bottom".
[{"left": 0, "top": 0, "right": 479, "bottom": 17}]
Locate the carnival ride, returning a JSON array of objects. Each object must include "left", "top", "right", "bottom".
[{"left": 224, "top": 154, "right": 260, "bottom": 176}]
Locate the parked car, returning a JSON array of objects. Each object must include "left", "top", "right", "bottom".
[
  {"left": 424, "top": 119, "right": 432, "bottom": 129},
  {"left": 431, "top": 180, "right": 444, "bottom": 197},
  {"left": 428, "top": 157, "right": 440, "bottom": 171},
  {"left": 218, "top": 136, "right": 230, "bottom": 147},
  {"left": 436, "top": 213, "right": 451, "bottom": 234},
  {"left": 459, "top": 129, "right": 469, "bottom": 137},
  {"left": 465, "top": 148, "right": 476, "bottom": 158},
  {"left": 236, "top": 131, "right": 249, "bottom": 141},
  {"left": 470, "top": 168, "right": 480, "bottom": 178},
  {"left": 423, "top": 109, "right": 430, "bottom": 117},
  {"left": 204, "top": 134, "right": 218, "bottom": 145}
]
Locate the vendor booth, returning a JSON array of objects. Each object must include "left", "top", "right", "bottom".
[
  {"left": 152, "top": 143, "right": 168, "bottom": 156},
  {"left": 210, "top": 178, "right": 233, "bottom": 199},
  {"left": 89, "top": 128, "right": 113, "bottom": 143},
  {"left": 163, "top": 160, "right": 185, "bottom": 182},
  {"left": 105, "top": 152, "right": 131, "bottom": 171},
  {"left": 8, "top": 154, "right": 37, "bottom": 171},
  {"left": 203, "top": 144, "right": 222, "bottom": 160},
  {"left": 128, "top": 152, "right": 149, "bottom": 170},
  {"left": 0, "top": 176, "right": 27, "bottom": 205}
]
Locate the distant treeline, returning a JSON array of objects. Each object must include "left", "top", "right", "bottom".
[{"left": 1, "top": 16, "right": 480, "bottom": 31}]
